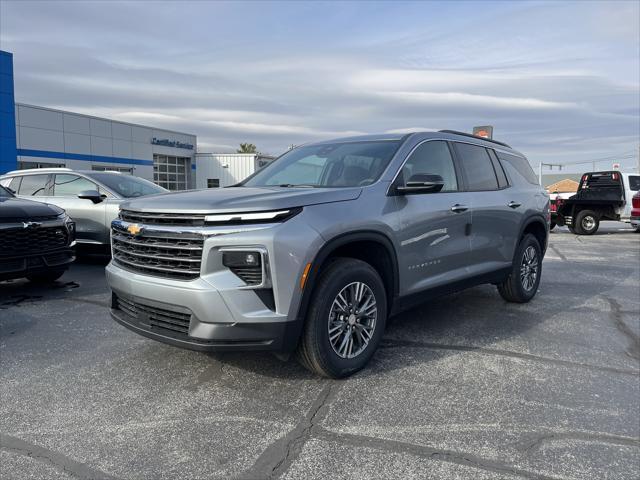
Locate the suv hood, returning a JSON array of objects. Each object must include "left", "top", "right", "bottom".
[
  {"left": 120, "top": 186, "right": 362, "bottom": 213},
  {"left": 0, "top": 196, "right": 64, "bottom": 221}
]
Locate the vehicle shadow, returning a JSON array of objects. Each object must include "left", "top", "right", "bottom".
[{"left": 207, "top": 254, "right": 635, "bottom": 380}]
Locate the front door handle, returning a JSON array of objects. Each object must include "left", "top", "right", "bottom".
[
  {"left": 451, "top": 204, "right": 468, "bottom": 213},
  {"left": 508, "top": 201, "right": 521, "bottom": 209}
]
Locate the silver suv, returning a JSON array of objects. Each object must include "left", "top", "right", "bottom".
[
  {"left": 0, "top": 168, "right": 167, "bottom": 247},
  {"left": 106, "top": 130, "right": 549, "bottom": 378}
]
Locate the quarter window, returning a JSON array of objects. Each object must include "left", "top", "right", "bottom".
[
  {"left": 53, "top": 174, "right": 98, "bottom": 196},
  {"left": 17, "top": 174, "right": 49, "bottom": 196},
  {"left": 497, "top": 152, "right": 539, "bottom": 185},
  {"left": 401, "top": 141, "right": 458, "bottom": 191},
  {"left": 488, "top": 149, "right": 509, "bottom": 189},
  {"left": 453, "top": 143, "right": 499, "bottom": 191}
]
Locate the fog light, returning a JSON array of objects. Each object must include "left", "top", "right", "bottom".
[{"left": 222, "top": 251, "right": 261, "bottom": 268}]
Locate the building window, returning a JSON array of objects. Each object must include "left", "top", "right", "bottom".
[
  {"left": 207, "top": 178, "right": 220, "bottom": 188},
  {"left": 19, "top": 161, "right": 65, "bottom": 169},
  {"left": 153, "top": 154, "right": 189, "bottom": 191},
  {"left": 91, "top": 165, "right": 133, "bottom": 174}
]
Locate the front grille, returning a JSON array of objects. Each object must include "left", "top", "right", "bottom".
[
  {"left": 120, "top": 210, "right": 206, "bottom": 227},
  {"left": 111, "top": 229, "right": 204, "bottom": 280},
  {"left": 0, "top": 225, "right": 68, "bottom": 256},
  {"left": 230, "top": 266, "right": 263, "bottom": 285},
  {"left": 115, "top": 295, "right": 191, "bottom": 335}
]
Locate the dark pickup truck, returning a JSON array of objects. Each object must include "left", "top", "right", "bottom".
[{"left": 554, "top": 171, "right": 640, "bottom": 235}]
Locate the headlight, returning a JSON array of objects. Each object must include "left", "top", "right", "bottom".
[{"left": 204, "top": 207, "right": 302, "bottom": 225}]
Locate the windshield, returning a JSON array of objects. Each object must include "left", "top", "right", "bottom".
[
  {"left": 86, "top": 173, "right": 168, "bottom": 198},
  {"left": 243, "top": 140, "right": 401, "bottom": 188},
  {"left": 0, "top": 185, "right": 14, "bottom": 198}
]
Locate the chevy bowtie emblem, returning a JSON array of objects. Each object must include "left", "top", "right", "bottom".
[
  {"left": 127, "top": 224, "right": 143, "bottom": 235},
  {"left": 22, "top": 221, "right": 41, "bottom": 229}
]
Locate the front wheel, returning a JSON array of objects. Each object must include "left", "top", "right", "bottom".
[
  {"left": 296, "top": 258, "right": 387, "bottom": 378},
  {"left": 574, "top": 210, "right": 599, "bottom": 235},
  {"left": 497, "top": 234, "right": 542, "bottom": 303}
]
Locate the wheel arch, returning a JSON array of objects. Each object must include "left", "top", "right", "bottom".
[
  {"left": 283, "top": 231, "right": 399, "bottom": 353},
  {"left": 519, "top": 215, "right": 548, "bottom": 255}
]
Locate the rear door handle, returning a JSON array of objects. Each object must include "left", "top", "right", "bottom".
[
  {"left": 508, "top": 201, "right": 521, "bottom": 209},
  {"left": 451, "top": 204, "right": 468, "bottom": 213}
]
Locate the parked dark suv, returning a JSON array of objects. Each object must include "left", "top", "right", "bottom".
[
  {"left": 0, "top": 185, "right": 76, "bottom": 283},
  {"left": 107, "top": 130, "right": 549, "bottom": 377}
]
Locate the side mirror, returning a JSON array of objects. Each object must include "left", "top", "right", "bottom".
[
  {"left": 396, "top": 174, "right": 445, "bottom": 194},
  {"left": 78, "top": 190, "right": 105, "bottom": 204}
]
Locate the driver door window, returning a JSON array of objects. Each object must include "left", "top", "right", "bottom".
[
  {"left": 53, "top": 174, "right": 98, "bottom": 196},
  {"left": 402, "top": 141, "right": 458, "bottom": 191}
]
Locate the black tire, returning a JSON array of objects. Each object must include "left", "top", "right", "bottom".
[
  {"left": 497, "top": 234, "right": 542, "bottom": 303},
  {"left": 296, "top": 258, "right": 387, "bottom": 378},
  {"left": 567, "top": 225, "right": 577, "bottom": 234},
  {"left": 549, "top": 222, "right": 556, "bottom": 231},
  {"left": 574, "top": 210, "right": 599, "bottom": 235},
  {"left": 26, "top": 268, "right": 66, "bottom": 284}
]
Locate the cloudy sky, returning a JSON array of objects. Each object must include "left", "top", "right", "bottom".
[{"left": 1, "top": 0, "right": 638, "bottom": 172}]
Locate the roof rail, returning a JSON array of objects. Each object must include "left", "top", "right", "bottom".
[
  {"left": 438, "top": 130, "right": 511, "bottom": 148},
  {"left": 4, "top": 167, "right": 73, "bottom": 175}
]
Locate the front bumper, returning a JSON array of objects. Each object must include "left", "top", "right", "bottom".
[
  {"left": 106, "top": 261, "right": 295, "bottom": 352},
  {"left": 0, "top": 248, "right": 75, "bottom": 281}
]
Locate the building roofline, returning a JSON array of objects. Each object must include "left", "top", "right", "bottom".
[{"left": 15, "top": 102, "right": 197, "bottom": 138}]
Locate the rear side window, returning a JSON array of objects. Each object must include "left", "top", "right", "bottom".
[
  {"left": 453, "top": 143, "right": 499, "bottom": 191},
  {"left": 18, "top": 174, "right": 49, "bottom": 196},
  {"left": 497, "top": 152, "right": 539, "bottom": 185},
  {"left": 628, "top": 175, "right": 640, "bottom": 191}
]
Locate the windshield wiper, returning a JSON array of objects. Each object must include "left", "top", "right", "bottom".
[{"left": 277, "top": 184, "right": 317, "bottom": 188}]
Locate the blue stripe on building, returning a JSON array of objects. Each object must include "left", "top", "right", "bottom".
[
  {"left": 0, "top": 50, "right": 17, "bottom": 175},
  {"left": 16, "top": 148, "right": 154, "bottom": 167}
]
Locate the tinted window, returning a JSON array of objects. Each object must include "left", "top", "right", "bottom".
[
  {"left": 86, "top": 172, "right": 167, "bottom": 198},
  {"left": 53, "top": 174, "right": 98, "bottom": 196},
  {"left": 628, "top": 175, "right": 640, "bottom": 191},
  {"left": 0, "top": 186, "right": 13, "bottom": 198},
  {"left": 488, "top": 149, "right": 509, "bottom": 188},
  {"left": 497, "top": 152, "right": 539, "bottom": 185},
  {"left": 402, "top": 141, "right": 458, "bottom": 191},
  {"left": 453, "top": 143, "right": 499, "bottom": 191},
  {"left": 18, "top": 174, "right": 49, "bottom": 196},
  {"left": 243, "top": 141, "right": 400, "bottom": 188}
]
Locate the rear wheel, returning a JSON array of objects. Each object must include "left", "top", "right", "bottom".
[
  {"left": 574, "top": 210, "right": 599, "bottom": 235},
  {"left": 26, "top": 268, "right": 66, "bottom": 284},
  {"left": 497, "top": 234, "right": 542, "bottom": 303},
  {"left": 296, "top": 258, "right": 387, "bottom": 378}
]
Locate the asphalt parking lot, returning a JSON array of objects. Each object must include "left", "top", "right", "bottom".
[{"left": 1, "top": 223, "right": 639, "bottom": 480}]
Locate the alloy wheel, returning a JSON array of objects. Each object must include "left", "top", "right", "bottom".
[
  {"left": 328, "top": 282, "right": 377, "bottom": 359},
  {"left": 520, "top": 246, "right": 539, "bottom": 291}
]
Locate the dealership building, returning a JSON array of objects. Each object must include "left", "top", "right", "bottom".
[{"left": 1, "top": 50, "right": 279, "bottom": 190}]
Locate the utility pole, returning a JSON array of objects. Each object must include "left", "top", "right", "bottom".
[{"left": 538, "top": 162, "right": 564, "bottom": 187}]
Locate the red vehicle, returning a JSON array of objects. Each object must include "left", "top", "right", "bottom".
[{"left": 631, "top": 192, "right": 640, "bottom": 232}]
